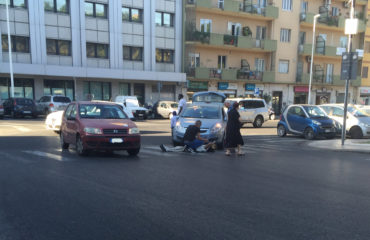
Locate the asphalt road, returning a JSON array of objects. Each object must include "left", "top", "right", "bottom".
[{"left": 1, "top": 118, "right": 370, "bottom": 239}]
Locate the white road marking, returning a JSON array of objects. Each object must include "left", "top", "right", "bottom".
[
  {"left": 23, "top": 150, "right": 71, "bottom": 162},
  {"left": 13, "top": 126, "right": 31, "bottom": 132}
]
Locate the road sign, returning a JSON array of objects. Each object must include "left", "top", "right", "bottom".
[
  {"left": 254, "top": 88, "right": 260, "bottom": 95},
  {"left": 341, "top": 52, "right": 358, "bottom": 80}
]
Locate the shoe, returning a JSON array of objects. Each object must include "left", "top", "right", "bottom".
[{"left": 160, "top": 144, "right": 167, "bottom": 152}]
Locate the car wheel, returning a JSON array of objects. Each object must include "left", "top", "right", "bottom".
[
  {"left": 253, "top": 116, "right": 263, "bottom": 128},
  {"left": 32, "top": 114, "right": 38, "bottom": 119},
  {"left": 277, "top": 125, "right": 287, "bottom": 137},
  {"left": 304, "top": 127, "right": 315, "bottom": 140},
  {"left": 127, "top": 148, "right": 140, "bottom": 156},
  {"left": 350, "top": 126, "right": 363, "bottom": 139},
  {"left": 76, "top": 135, "right": 87, "bottom": 156},
  {"left": 60, "top": 133, "right": 69, "bottom": 150},
  {"left": 270, "top": 114, "right": 275, "bottom": 120}
]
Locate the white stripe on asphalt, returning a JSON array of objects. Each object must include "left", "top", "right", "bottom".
[
  {"left": 13, "top": 126, "right": 31, "bottom": 132},
  {"left": 23, "top": 151, "right": 71, "bottom": 162}
]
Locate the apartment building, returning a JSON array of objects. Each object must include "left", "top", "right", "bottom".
[
  {"left": 0, "top": 0, "right": 185, "bottom": 105},
  {"left": 359, "top": 0, "right": 370, "bottom": 104},
  {"left": 184, "top": 0, "right": 368, "bottom": 114}
]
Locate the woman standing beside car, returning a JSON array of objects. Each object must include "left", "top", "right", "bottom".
[{"left": 225, "top": 102, "right": 244, "bottom": 156}]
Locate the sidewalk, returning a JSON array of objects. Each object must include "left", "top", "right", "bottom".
[{"left": 308, "top": 139, "right": 370, "bottom": 153}]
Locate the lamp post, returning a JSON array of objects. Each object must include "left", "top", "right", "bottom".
[
  {"left": 308, "top": 14, "right": 320, "bottom": 105},
  {"left": 5, "top": 0, "right": 14, "bottom": 98}
]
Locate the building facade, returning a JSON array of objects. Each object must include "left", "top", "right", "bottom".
[
  {"left": 0, "top": 0, "right": 186, "bottom": 105},
  {"left": 184, "top": 0, "right": 368, "bottom": 114},
  {"left": 359, "top": 0, "right": 370, "bottom": 105}
]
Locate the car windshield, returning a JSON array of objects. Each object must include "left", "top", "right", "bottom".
[
  {"left": 303, "top": 106, "right": 327, "bottom": 118},
  {"left": 170, "top": 103, "right": 178, "bottom": 108},
  {"left": 181, "top": 106, "right": 220, "bottom": 119},
  {"left": 125, "top": 99, "right": 140, "bottom": 107},
  {"left": 192, "top": 93, "right": 224, "bottom": 103},
  {"left": 348, "top": 106, "right": 369, "bottom": 117},
  {"left": 79, "top": 104, "right": 128, "bottom": 119}
]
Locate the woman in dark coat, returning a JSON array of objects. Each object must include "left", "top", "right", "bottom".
[{"left": 225, "top": 101, "right": 244, "bottom": 156}]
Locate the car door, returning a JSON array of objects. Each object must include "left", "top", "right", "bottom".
[
  {"left": 159, "top": 103, "right": 167, "bottom": 117},
  {"left": 287, "top": 106, "right": 306, "bottom": 132},
  {"left": 238, "top": 101, "right": 248, "bottom": 122},
  {"left": 245, "top": 100, "right": 257, "bottom": 121},
  {"left": 331, "top": 107, "right": 344, "bottom": 126},
  {"left": 64, "top": 104, "right": 77, "bottom": 143}
]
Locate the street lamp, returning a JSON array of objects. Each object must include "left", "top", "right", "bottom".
[
  {"left": 5, "top": 0, "right": 15, "bottom": 98},
  {"left": 308, "top": 14, "right": 320, "bottom": 105}
]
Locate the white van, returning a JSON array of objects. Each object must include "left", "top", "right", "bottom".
[{"left": 115, "top": 96, "right": 149, "bottom": 120}]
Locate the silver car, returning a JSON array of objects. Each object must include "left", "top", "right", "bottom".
[
  {"left": 320, "top": 104, "right": 370, "bottom": 139},
  {"left": 172, "top": 103, "right": 226, "bottom": 149},
  {"left": 36, "top": 95, "right": 71, "bottom": 115}
]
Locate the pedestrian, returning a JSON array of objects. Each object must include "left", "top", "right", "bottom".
[
  {"left": 160, "top": 120, "right": 215, "bottom": 153},
  {"left": 178, "top": 94, "right": 186, "bottom": 115},
  {"left": 170, "top": 111, "right": 178, "bottom": 137},
  {"left": 224, "top": 101, "right": 233, "bottom": 113},
  {"left": 224, "top": 102, "right": 244, "bottom": 156}
]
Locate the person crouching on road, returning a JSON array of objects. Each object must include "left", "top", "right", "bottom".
[{"left": 160, "top": 120, "right": 215, "bottom": 153}]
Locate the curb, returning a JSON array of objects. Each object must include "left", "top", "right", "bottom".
[{"left": 307, "top": 140, "right": 370, "bottom": 154}]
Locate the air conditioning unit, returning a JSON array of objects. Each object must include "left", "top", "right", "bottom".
[{"left": 343, "top": 1, "right": 350, "bottom": 8}]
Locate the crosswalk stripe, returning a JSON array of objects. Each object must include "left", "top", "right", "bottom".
[{"left": 23, "top": 150, "right": 72, "bottom": 161}]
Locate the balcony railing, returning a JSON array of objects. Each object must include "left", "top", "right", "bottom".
[
  {"left": 297, "top": 74, "right": 361, "bottom": 86},
  {"left": 186, "top": 31, "right": 277, "bottom": 51},
  {"left": 299, "top": 44, "right": 364, "bottom": 58},
  {"left": 186, "top": 0, "right": 278, "bottom": 19},
  {"left": 186, "top": 67, "right": 275, "bottom": 82}
]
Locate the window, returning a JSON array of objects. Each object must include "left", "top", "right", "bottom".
[
  {"left": 156, "top": 49, "right": 174, "bottom": 63},
  {"left": 340, "top": 36, "right": 348, "bottom": 48},
  {"left": 189, "top": 53, "right": 200, "bottom": 68},
  {"left": 0, "top": 0, "right": 27, "bottom": 8},
  {"left": 46, "top": 39, "right": 71, "bottom": 56},
  {"left": 200, "top": 19, "right": 212, "bottom": 33},
  {"left": 363, "top": 67, "right": 369, "bottom": 78},
  {"left": 155, "top": 12, "right": 174, "bottom": 27},
  {"left": 44, "top": 80, "right": 74, "bottom": 100},
  {"left": 119, "top": 83, "right": 130, "bottom": 95},
  {"left": 86, "top": 43, "right": 109, "bottom": 59},
  {"left": 44, "top": 0, "right": 68, "bottom": 13},
  {"left": 218, "top": 56, "right": 226, "bottom": 69},
  {"left": 83, "top": 81, "right": 111, "bottom": 101},
  {"left": 0, "top": 78, "right": 34, "bottom": 99},
  {"left": 218, "top": 0, "right": 224, "bottom": 9},
  {"left": 279, "top": 60, "right": 289, "bottom": 73},
  {"left": 123, "top": 46, "right": 143, "bottom": 61},
  {"left": 299, "top": 32, "right": 305, "bottom": 45},
  {"left": 280, "top": 28, "right": 291, "bottom": 42},
  {"left": 85, "top": 2, "right": 107, "bottom": 18},
  {"left": 1, "top": 35, "right": 30, "bottom": 53},
  {"left": 122, "top": 7, "right": 143, "bottom": 23},
  {"left": 301, "top": 1, "right": 308, "bottom": 13},
  {"left": 282, "top": 0, "right": 292, "bottom": 11},
  {"left": 332, "top": 7, "right": 339, "bottom": 16}
]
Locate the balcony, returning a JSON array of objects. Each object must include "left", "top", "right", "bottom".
[
  {"left": 186, "top": 31, "right": 277, "bottom": 52},
  {"left": 186, "top": 67, "right": 275, "bottom": 82},
  {"left": 300, "top": 12, "right": 366, "bottom": 32},
  {"left": 299, "top": 44, "right": 338, "bottom": 59},
  {"left": 186, "top": 0, "right": 278, "bottom": 20},
  {"left": 297, "top": 74, "right": 361, "bottom": 86}
]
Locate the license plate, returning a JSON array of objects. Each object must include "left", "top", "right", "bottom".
[
  {"left": 325, "top": 129, "right": 331, "bottom": 133},
  {"left": 111, "top": 138, "right": 123, "bottom": 143},
  {"left": 138, "top": 114, "right": 143, "bottom": 116},
  {"left": 23, "top": 111, "right": 31, "bottom": 114}
]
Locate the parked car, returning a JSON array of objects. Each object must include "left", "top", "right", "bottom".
[
  {"left": 92, "top": 100, "right": 135, "bottom": 121},
  {"left": 36, "top": 95, "right": 71, "bottom": 115},
  {"left": 172, "top": 102, "right": 226, "bottom": 149},
  {"left": 356, "top": 105, "right": 370, "bottom": 116},
  {"left": 115, "top": 96, "right": 149, "bottom": 120},
  {"left": 237, "top": 99, "right": 269, "bottom": 128},
  {"left": 320, "top": 104, "right": 370, "bottom": 139},
  {"left": 0, "top": 100, "right": 4, "bottom": 119},
  {"left": 45, "top": 110, "right": 64, "bottom": 133},
  {"left": 153, "top": 101, "right": 178, "bottom": 119},
  {"left": 3, "top": 98, "right": 38, "bottom": 118},
  {"left": 60, "top": 101, "right": 141, "bottom": 156},
  {"left": 277, "top": 105, "right": 336, "bottom": 140}
]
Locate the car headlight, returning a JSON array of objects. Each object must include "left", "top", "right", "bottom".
[
  {"left": 84, "top": 127, "right": 102, "bottom": 134},
  {"left": 175, "top": 122, "right": 186, "bottom": 133},
  {"left": 129, "top": 127, "right": 140, "bottom": 134},
  {"left": 211, "top": 123, "right": 222, "bottom": 134},
  {"left": 359, "top": 122, "right": 370, "bottom": 128},
  {"left": 312, "top": 120, "right": 322, "bottom": 126}
]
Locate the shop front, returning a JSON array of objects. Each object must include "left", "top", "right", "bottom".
[
  {"left": 0, "top": 77, "right": 34, "bottom": 100},
  {"left": 315, "top": 90, "right": 330, "bottom": 105},
  {"left": 294, "top": 86, "right": 308, "bottom": 104},
  {"left": 44, "top": 80, "right": 75, "bottom": 100},
  {"left": 359, "top": 87, "right": 370, "bottom": 105},
  {"left": 218, "top": 82, "right": 237, "bottom": 98},
  {"left": 187, "top": 80, "right": 208, "bottom": 98}
]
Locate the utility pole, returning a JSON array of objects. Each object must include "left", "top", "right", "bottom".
[{"left": 5, "top": 0, "right": 15, "bottom": 98}]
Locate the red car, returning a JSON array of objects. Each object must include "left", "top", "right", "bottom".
[{"left": 60, "top": 101, "right": 141, "bottom": 156}]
